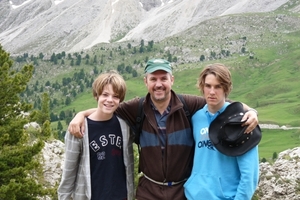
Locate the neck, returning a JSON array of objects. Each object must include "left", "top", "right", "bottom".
[
  {"left": 151, "top": 97, "right": 171, "bottom": 115},
  {"left": 89, "top": 110, "right": 113, "bottom": 121},
  {"left": 208, "top": 102, "right": 225, "bottom": 114}
]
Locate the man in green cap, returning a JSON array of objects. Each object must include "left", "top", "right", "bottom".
[{"left": 68, "top": 58, "right": 259, "bottom": 200}]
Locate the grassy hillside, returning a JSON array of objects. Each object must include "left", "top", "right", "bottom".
[
  {"left": 66, "top": 41, "right": 300, "bottom": 127},
  {"left": 56, "top": 6, "right": 300, "bottom": 126},
  {"left": 259, "top": 129, "right": 300, "bottom": 160},
  {"left": 21, "top": 3, "right": 300, "bottom": 160}
]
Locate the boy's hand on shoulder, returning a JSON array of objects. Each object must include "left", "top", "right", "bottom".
[
  {"left": 242, "top": 110, "right": 258, "bottom": 134},
  {"left": 68, "top": 112, "right": 86, "bottom": 138}
]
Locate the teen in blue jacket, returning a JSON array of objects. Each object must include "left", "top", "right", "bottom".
[{"left": 184, "top": 63, "right": 259, "bottom": 200}]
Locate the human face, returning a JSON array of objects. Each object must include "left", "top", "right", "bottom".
[
  {"left": 96, "top": 84, "right": 120, "bottom": 116},
  {"left": 203, "top": 74, "right": 226, "bottom": 113},
  {"left": 144, "top": 70, "right": 174, "bottom": 104}
]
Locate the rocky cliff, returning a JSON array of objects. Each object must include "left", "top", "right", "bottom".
[{"left": 257, "top": 147, "right": 300, "bottom": 199}]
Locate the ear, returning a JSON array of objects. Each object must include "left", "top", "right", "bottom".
[
  {"left": 144, "top": 76, "right": 147, "bottom": 86},
  {"left": 171, "top": 75, "right": 174, "bottom": 85}
]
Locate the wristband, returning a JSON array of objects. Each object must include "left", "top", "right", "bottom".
[{"left": 247, "top": 108, "right": 258, "bottom": 115}]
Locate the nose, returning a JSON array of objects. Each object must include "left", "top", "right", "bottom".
[
  {"left": 155, "top": 80, "right": 163, "bottom": 87},
  {"left": 209, "top": 87, "right": 216, "bottom": 94},
  {"left": 107, "top": 95, "right": 113, "bottom": 101}
]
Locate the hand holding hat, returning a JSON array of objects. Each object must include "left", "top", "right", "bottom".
[{"left": 209, "top": 102, "right": 262, "bottom": 156}]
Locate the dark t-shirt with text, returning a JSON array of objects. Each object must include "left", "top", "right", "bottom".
[{"left": 87, "top": 115, "right": 127, "bottom": 200}]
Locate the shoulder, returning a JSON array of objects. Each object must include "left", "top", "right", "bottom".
[
  {"left": 178, "top": 93, "right": 206, "bottom": 114},
  {"left": 116, "top": 97, "right": 141, "bottom": 117},
  {"left": 116, "top": 116, "right": 126, "bottom": 124},
  {"left": 179, "top": 94, "right": 204, "bottom": 103},
  {"left": 192, "top": 107, "right": 206, "bottom": 118},
  {"left": 116, "top": 116, "right": 130, "bottom": 128},
  {"left": 118, "top": 97, "right": 141, "bottom": 110}
]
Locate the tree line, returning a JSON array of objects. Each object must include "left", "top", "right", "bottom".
[
  {"left": 0, "top": 44, "right": 57, "bottom": 199},
  {"left": 12, "top": 37, "right": 250, "bottom": 131}
]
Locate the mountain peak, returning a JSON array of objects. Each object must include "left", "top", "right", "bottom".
[{"left": 0, "top": 0, "right": 290, "bottom": 55}]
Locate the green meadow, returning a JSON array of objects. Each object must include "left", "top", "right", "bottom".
[
  {"left": 258, "top": 129, "right": 300, "bottom": 160},
  {"left": 56, "top": 36, "right": 300, "bottom": 161},
  {"left": 48, "top": 10, "right": 300, "bottom": 161}
]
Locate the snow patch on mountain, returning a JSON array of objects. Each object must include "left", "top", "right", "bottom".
[{"left": 9, "top": 0, "right": 32, "bottom": 9}]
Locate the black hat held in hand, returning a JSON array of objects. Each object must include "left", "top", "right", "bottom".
[{"left": 209, "top": 102, "right": 262, "bottom": 157}]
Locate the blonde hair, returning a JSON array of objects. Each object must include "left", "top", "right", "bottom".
[
  {"left": 92, "top": 70, "right": 126, "bottom": 102},
  {"left": 197, "top": 63, "right": 232, "bottom": 98}
]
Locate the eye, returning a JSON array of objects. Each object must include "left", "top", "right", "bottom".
[
  {"left": 204, "top": 84, "right": 211, "bottom": 88},
  {"left": 161, "top": 76, "right": 168, "bottom": 81},
  {"left": 149, "top": 77, "right": 156, "bottom": 82}
]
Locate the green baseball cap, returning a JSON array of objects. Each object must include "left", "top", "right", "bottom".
[{"left": 144, "top": 59, "right": 172, "bottom": 74}]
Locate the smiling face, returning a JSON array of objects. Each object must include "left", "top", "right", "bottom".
[
  {"left": 96, "top": 84, "right": 120, "bottom": 116},
  {"left": 144, "top": 70, "right": 174, "bottom": 104},
  {"left": 91, "top": 71, "right": 126, "bottom": 120}
]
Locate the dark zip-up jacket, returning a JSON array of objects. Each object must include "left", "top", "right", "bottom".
[{"left": 115, "top": 90, "right": 206, "bottom": 200}]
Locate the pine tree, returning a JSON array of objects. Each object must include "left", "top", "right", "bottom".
[
  {"left": 0, "top": 45, "right": 49, "bottom": 199},
  {"left": 34, "top": 93, "right": 50, "bottom": 126}
]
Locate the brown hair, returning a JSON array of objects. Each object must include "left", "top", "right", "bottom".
[
  {"left": 197, "top": 63, "right": 232, "bottom": 98},
  {"left": 92, "top": 70, "right": 126, "bottom": 102}
]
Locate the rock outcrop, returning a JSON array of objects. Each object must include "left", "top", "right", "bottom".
[
  {"left": 41, "top": 140, "right": 65, "bottom": 187},
  {"left": 257, "top": 147, "right": 300, "bottom": 199},
  {"left": 42, "top": 139, "right": 300, "bottom": 199}
]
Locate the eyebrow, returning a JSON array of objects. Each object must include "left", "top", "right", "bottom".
[{"left": 204, "top": 83, "right": 222, "bottom": 87}]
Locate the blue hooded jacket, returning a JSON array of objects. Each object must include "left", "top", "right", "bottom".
[{"left": 184, "top": 103, "right": 259, "bottom": 200}]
